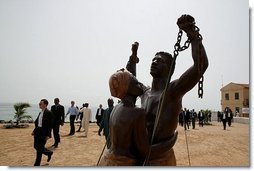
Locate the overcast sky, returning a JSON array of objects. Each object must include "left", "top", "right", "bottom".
[{"left": 0, "top": 0, "right": 249, "bottom": 111}]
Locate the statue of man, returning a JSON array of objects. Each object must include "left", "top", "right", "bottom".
[{"left": 126, "top": 14, "right": 209, "bottom": 165}]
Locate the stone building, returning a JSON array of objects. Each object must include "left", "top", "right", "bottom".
[{"left": 220, "top": 82, "right": 249, "bottom": 117}]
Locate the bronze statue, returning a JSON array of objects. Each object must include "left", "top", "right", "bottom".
[
  {"left": 98, "top": 14, "right": 208, "bottom": 166},
  {"left": 98, "top": 69, "right": 178, "bottom": 166},
  {"left": 126, "top": 14, "right": 208, "bottom": 165}
]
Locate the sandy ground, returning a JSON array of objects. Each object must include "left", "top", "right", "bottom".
[{"left": 0, "top": 121, "right": 249, "bottom": 167}]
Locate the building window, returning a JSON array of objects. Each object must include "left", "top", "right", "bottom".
[
  {"left": 225, "top": 93, "right": 229, "bottom": 100},
  {"left": 235, "top": 92, "right": 239, "bottom": 100}
]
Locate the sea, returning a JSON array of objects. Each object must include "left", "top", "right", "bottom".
[{"left": 0, "top": 103, "right": 97, "bottom": 122}]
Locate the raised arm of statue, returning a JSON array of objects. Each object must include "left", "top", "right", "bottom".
[
  {"left": 170, "top": 15, "right": 209, "bottom": 98},
  {"left": 126, "top": 42, "right": 139, "bottom": 76}
]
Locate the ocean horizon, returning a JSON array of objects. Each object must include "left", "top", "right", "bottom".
[{"left": 0, "top": 103, "right": 98, "bottom": 122}]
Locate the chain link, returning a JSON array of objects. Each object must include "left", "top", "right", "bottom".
[
  {"left": 198, "top": 75, "right": 204, "bottom": 98},
  {"left": 194, "top": 25, "right": 204, "bottom": 99},
  {"left": 173, "top": 25, "right": 204, "bottom": 98}
]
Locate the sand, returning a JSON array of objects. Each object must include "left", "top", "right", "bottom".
[{"left": 0, "top": 121, "right": 249, "bottom": 167}]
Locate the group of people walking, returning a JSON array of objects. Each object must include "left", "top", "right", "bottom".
[
  {"left": 32, "top": 97, "right": 112, "bottom": 166},
  {"left": 179, "top": 107, "right": 235, "bottom": 131},
  {"left": 179, "top": 108, "right": 212, "bottom": 130},
  {"left": 66, "top": 101, "right": 91, "bottom": 137},
  {"left": 217, "top": 107, "right": 234, "bottom": 130}
]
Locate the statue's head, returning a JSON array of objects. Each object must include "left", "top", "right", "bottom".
[
  {"left": 109, "top": 68, "right": 143, "bottom": 99},
  {"left": 150, "top": 51, "right": 173, "bottom": 78}
]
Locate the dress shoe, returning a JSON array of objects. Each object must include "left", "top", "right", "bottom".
[
  {"left": 51, "top": 143, "right": 58, "bottom": 147},
  {"left": 47, "top": 152, "right": 53, "bottom": 162}
]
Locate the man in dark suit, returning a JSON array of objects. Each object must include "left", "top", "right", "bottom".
[
  {"left": 191, "top": 109, "right": 197, "bottom": 129},
  {"left": 98, "top": 98, "right": 114, "bottom": 148},
  {"left": 227, "top": 108, "right": 233, "bottom": 127},
  {"left": 198, "top": 110, "right": 204, "bottom": 127},
  {"left": 217, "top": 111, "right": 221, "bottom": 122},
  {"left": 32, "top": 99, "right": 53, "bottom": 166},
  {"left": 50, "top": 98, "right": 65, "bottom": 148},
  {"left": 76, "top": 103, "right": 85, "bottom": 132},
  {"left": 183, "top": 108, "right": 190, "bottom": 130},
  {"left": 95, "top": 104, "right": 104, "bottom": 127},
  {"left": 221, "top": 111, "right": 228, "bottom": 130}
]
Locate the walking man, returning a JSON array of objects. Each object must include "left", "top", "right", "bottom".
[
  {"left": 51, "top": 98, "right": 65, "bottom": 148},
  {"left": 227, "top": 108, "right": 233, "bottom": 126},
  {"left": 217, "top": 111, "right": 221, "bottom": 122},
  {"left": 80, "top": 103, "right": 91, "bottom": 137},
  {"left": 76, "top": 104, "right": 85, "bottom": 132},
  {"left": 198, "top": 110, "right": 204, "bottom": 127},
  {"left": 191, "top": 109, "right": 197, "bottom": 129},
  {"left": 95, "top": 104, "right": 104, "bottom": 127},
  {"left": 98, "top": 98, "right": 114, "bottom": 148},
  {"left": 32, "top": 99, "right": 53, "bottom": 166},
  {"left": 221, "top": 111, "right": 227, "bottom": 130},
  {"left": 183, "top": 108, "right": 190, "bottom": 130},
  {"left": 66, "top": 101, "right": 79, "bottom": 135}
]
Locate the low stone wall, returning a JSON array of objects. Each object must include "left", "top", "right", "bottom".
[
  {"left": 211, "top": 112, "right": 249, "bottom": 124},
  {"left": 233, "top": 117, "right": 249, "bottom": 124}
]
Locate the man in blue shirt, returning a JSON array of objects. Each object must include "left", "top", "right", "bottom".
[{"left": 66, "top": 101, "right": 79, "bottom": 135}]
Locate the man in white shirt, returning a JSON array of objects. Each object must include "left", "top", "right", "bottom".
[{"left": 66, "top": 101, "right": 79, "bottom": 135}]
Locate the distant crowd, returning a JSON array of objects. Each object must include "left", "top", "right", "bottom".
[
  {"left": 178, "top": 108, "right": 212, "bottom": 130},
  {"left": 179, "top": 107, "right": 235, "bottom": 131},
  {"left": 217, "top": 107, "right": 234, "bottom": 130}
]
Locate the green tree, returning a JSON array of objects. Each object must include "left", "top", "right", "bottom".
[
  {"left": 13, "top": 102, "right": 32, "bottom": 126},
  {"left": 203, "top": 109, "right": 212, "bottom": 124}
]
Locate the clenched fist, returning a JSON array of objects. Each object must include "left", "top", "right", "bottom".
[
  {"left": 177, "top": 14, "right": 198, "bottom": 39},
  {"left": 130, "top": 41, "right": 139, "bottom": 63},
  {"left": 131, "top": 42, "right": 139, "bottom": 54}
]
